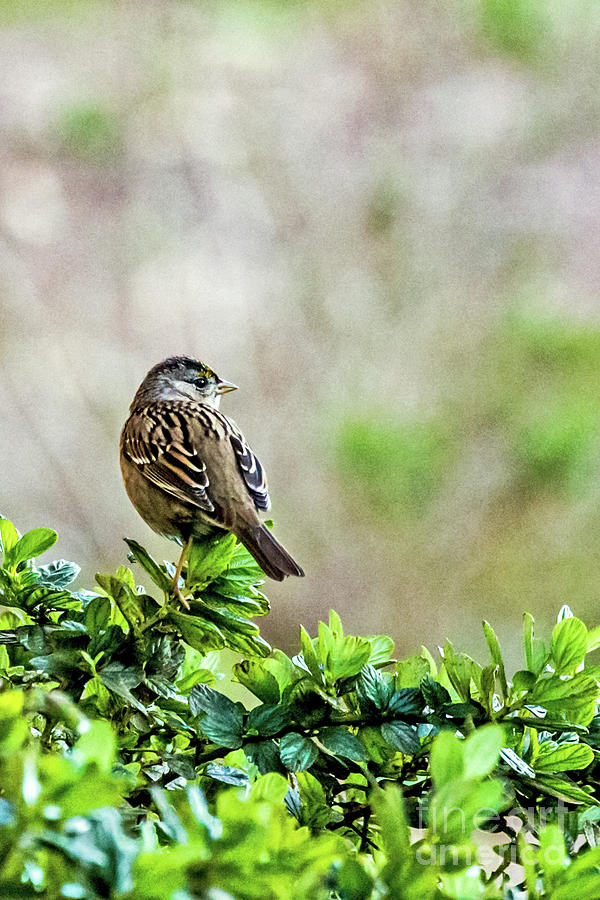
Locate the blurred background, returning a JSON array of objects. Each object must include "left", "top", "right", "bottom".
[{"left": 1, "top": 0, "right": 600, "bottom": 668}]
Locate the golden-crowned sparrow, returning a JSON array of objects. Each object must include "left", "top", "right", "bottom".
[{"left": 120, "top": 357, "right": 304, "bottom": 602}]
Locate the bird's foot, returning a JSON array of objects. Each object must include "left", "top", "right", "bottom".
[{"left": 172, "top": 582, "right": 191, "bottom": 611}]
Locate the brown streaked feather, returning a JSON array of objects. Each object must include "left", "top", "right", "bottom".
[{"left": 121, "top": 400, "right": 271, "bottom": 520}]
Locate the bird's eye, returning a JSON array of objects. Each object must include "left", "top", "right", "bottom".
[{"left": 195, "top": 376, "right": 208, "bottom": 388}]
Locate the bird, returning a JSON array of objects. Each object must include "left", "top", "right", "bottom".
[{"left": 120, "top": 356, "right": 304, "bottom": 606}]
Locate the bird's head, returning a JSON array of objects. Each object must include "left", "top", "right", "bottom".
[{"left": 131, "top": 356, "right": 238, "bottom": 409}]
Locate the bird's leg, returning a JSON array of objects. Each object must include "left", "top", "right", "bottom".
[{"left": 172, "top": 537, "right": 191, "bottom": 610}]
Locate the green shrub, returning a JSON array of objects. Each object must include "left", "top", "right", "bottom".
[{"left": 1, "top": 514, "right": 600, "bottom": 898}]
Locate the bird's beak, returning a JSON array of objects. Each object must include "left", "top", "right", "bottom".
[{"left": 216, "top": 378, "right": 239, "bottom": 394}]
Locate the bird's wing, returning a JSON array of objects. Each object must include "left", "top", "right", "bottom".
[
  {"left": 121, "top": 402, "right": 271, "bottom": 515},
  {"left": 227, "top": 423, "right": 271, "bottom": 512},
  {"left": 121, "top": 403, "right": 216, "bottom": 514}
]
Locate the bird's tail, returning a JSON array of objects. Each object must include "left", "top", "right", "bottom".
[{"left": 238, "top": 523, "right": 304, "bottom": 581}]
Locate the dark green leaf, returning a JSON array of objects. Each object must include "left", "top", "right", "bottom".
[
  {"left": 357, "top": 665, "right": 394, "bottom": 712},
  {"left": 84, "top": 595, "right": 111, "bottom": 634},
  {"left": 279, "top": 732, "right": 318, "bottom": 772},
  {"left": 319, "top": 726, "right": 368, "bottom": 761},
  {"left": 244, "top": 740, "right": 285, "bottom": 774},
  {"left": 190, "top": 684, "right": 243, "bottom": 749},
  {"left": 98, "top": 662, "right": 146, "bottom": 713},
  {"left": 246, "top": 703, "right": 291, "bottom": 737},
  {"left": 387, "top": 687, "right": 423, "bottom": 717},
  {"left": 421, "top": 675, "right": 452, "bottom": 710},
  {"left": 381, "top": 722, "right": 420, "bottom": 754},
  {"left": 124, "top": 538, "right": 172, "bottom": 592}
]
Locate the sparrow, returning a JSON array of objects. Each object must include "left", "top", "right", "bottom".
[{"left": 120, "top": 357, "right": 304, "bottom": 604}]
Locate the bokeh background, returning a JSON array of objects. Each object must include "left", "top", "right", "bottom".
[{"left": 2, "top": 0, "right": 600, "bottom": 668}]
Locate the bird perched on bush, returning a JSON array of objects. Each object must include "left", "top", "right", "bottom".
[{"left": 120, "top": 357, "right": 304, "bottom": 605}]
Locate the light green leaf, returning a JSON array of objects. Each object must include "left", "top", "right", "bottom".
[
  {"left": 462, "top": 725, "right": 504, "bottom": 780},
  {"left": 232, "top": 659, "right": 280, "bottom": 704},
  {"left": 396, "top": 654, "right": 431, "bottom": 688},
  {"left": 534, "top": 741, "right": 595, "bottom": 774},
  {"left": 186, "top": 533, "right": 236, "bottom": 589},
  {"left": 483, "top": 620, "right": 508, "bottom": 699},
  {"left": 5, "top": 527, "right": 57, "bottom": 569},
  {"left": 551, "top": 617, "right": 588, "bottom": 674},
  {"left": 530, "top": 674, "right": 598, "bottom": 726},
  {"left": 367, "top": 634, "right": 395, "bottom": 666},
  {"left": 524, "top": 613, "right": 547, "bottom": 675},
  {"left": 430, "top": 731, "right": 464, "bottom": 788},
  {"left": 169, "top": 610, "right": 226, "bottom": 653},
  {"left": 0, "top": 517, "right": 19, "bottom": 556}
]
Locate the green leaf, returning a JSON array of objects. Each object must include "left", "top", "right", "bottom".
[
  {"left": 98, "top": 662, "right": 146, "bottom": 713},
  {"left": 381, "top": 722, "right": 420, "bottom": 754},
  {"left": 190, "top": 684, "right": 243, "bottom": 748},
  {"left": 534, "top": 741, "right": 595, "bottom": 773},
  {"left": 357, "top": 665, "right": 394, "bottom": 712},
  {"left": 5, "top": 527, "right": 57, "bottom": 569},
  {"left": 95, "top": 573, "right": 144, "bottom": 631},
  {"left": 387, "top": 687, "right": 423, "bottom": 717},
  {"left": 169, "top": 610, "right": 226, "bottom": 653},
  {"left": 462, "top": 725, "right": 503, "bottom": 779},
  {"left": 512, "top": 669, "right": 536, "bottom": 693},
  {"left": 36, "top": 558, "right": 81, "bottom": 588},
  {"left": 315, "top": 617, "right": 372, "bottom": 685},
  {"left": 429, "top": 777, "right": 506, "bottom": 842},
  {"left": 84, "top": 595, "right": 111, "bottom": 634},
  {"left": 318, "top": 726, "right": 369, "bottom": 761},
  {"left": 551, "top": 617, "right": 588, "bottom": 675},
  {"left": 530, "top": 674, "right": 598, "bottom": 726},
  {"left": 440, "top": 642, "right": 476, "bottom": 701},
  {"left": 396, "top": 654, "right": 431, "bottom": 688},
  {"left": 524, "top": 612, "right": 547, "bottom": 675},
  {"left": 279, "top": 732, "right": 318, "bottom": 771},
  {"left": 186, "top": 533, "right": 237, "bottom": 588},
  {"left": 421, "top": 675, "right": 451, "bottom": 710},
  {"left": 124, "top": 538, "right": 172, "bottom": 592},
  {"left": 587, "top": 625, "right": 600, "bottom": 653},
  {"left": 299, "top": 625, "right": 322, "bottom": 681},
  {"left": 246, "top": 703, "right": 290, "bottom": 737},
  {"left": 232, "top": 659, "right": 280, "bottom": 704},
  {"left": 367, "top": 634, "right": 395, "bottom": 666},
  {"left": 192, "top": 603, "right": 271, "bottom": 657},
  {"left": 249, "top": 772, "right": 289, "bottom": 804},
  {"left": 430, "top": 731, "right": 464, "bottom": 788},
  {"left": 483, "top": 620, "right": 508, "bottom": 699},
  {"left": 296, "top": 771, "right": 332, "bottom": 828},
  {"left": 0, "top": 517, "right": 19, "bottom": 556},
  {"left": 530, "top": 774, "right": 596, "bottom": 805}
]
